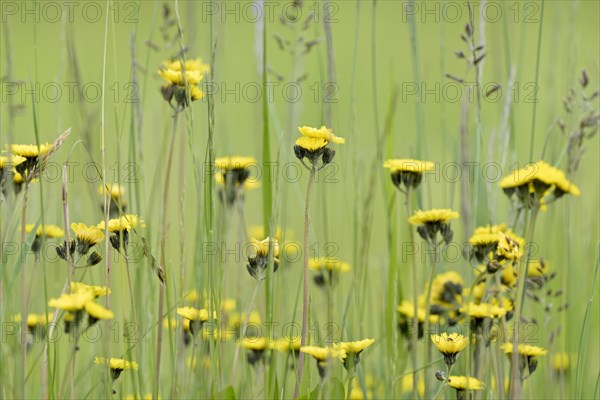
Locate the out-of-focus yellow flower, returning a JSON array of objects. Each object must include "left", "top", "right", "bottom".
[{"left": 447, "top": 376, "right": 484, "bottom": 391}]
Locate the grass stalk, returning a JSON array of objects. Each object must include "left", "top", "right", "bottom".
[{"left": 294, "top": 164, "right": 316, "bottom": 399}]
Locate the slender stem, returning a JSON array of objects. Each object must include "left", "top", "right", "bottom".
[
  {"left": 405, "top": 187, "right": 420, "bottom": 400},
  {"left": 509, "top": 206, "right": 540, "bottom": 398},
  {"left": 294, "top": 164, "right": 317, "bottom": 399},
  {"left": 231, "top": 280, "right": 261, "bottom": 385},
  {"left": 19, "top": 182, "right": 30, "bottom": 399},
  {"left": 423, "top": 243, "right": 440, "bottom": 398},
  {"left": 154, "top": 109, "right": 180, "bottom": 398},
  {"left": 345, "top": 361, "right": 357, "bottom": 400}
]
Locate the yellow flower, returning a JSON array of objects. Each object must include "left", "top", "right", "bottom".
[
  {"left": 190, "top": 85, "right": 204, "bottom": 100},
  {"left": 408, "top": 209, "right": 459, "bottom": 225},
  {"left": 0, "top": 154, "right": 26, "bottom": 168},
  {"left": 428, "top": 271, "right": 464, "bottom": 305},
  {"left": 24, "top": 224, "right": 65, "bottom": 238},
  {"left": 228, "top": 310, "right": 262, "bottom": 328},
  {"left": 48, "top": 290, "right": 94, "bottom": 312},
  {"left": 431, "top": 333, "right": 468, "bottom": 366},
  {"left": 71, "top": 223, "right": 104, "bottom": 246},
  {"left": 496, "top": 232, "right": 523, "bottom": 260},
  {"left": 9, "top": 143, "right": 53, "bottom": 158},
  {"left": 158, "top": 67, "right": 204, "bottom": 86},
  {"left": 308, "top": 257, "right": 351, "bottom": 272},
  {"left": 215, "top": 156, "right": 257, "bottom": 171},
  {"left": 383, "top": 159, "right": 435, "bottom": 173},
  {"left": 84, "top": 301, "right": 114, "bottom": 321},
  {"left": 294, "top": 136, "right": 328, "bottom": 151},
  {"left": 251, "top": 237, "right": 280, "bottom": 257},
  {"left": 241, "top": 337, "right": 272, "bottom": 351},
  {"left": 298, "top": 126, "right": 345, "bottom": 144},
  {"left": 14, "top": 313, "right": 54, "bottom": 329},
  {"left": 274, "top": 337, "right": 302, "bottom": 352},
  {"left": 460, "top": 302, "right": 508, "bottom": 319},
  {"left": 98, "top": 214, "right": 143, "bottom": 233},
  {"left": 98, "top": 183, "right": 125, "bottom": 198},
  {"left": 94, "top": 357, "right": 139, "bottom": 380},
  {"left": 397, "top": 301, "right": 439, "bottom": 323},
  {"left": 551, "top": 352, "right": 571, "bottom": 373},
  {"left": 163, "top": 59, "right": 210, "bottom": 74},
  {"left": 300, "top": 345, "right": 347, "bottom": 362},
  {"left": 528, "top": 259, "right": 549, "bottom": 278},
  {"left": 500, "top": 343, "right": 547, "bottom": 357},
  {"left": 70, "top": 282, "right": 110, "bottom": 297},
  {"left": 499, "top": 161, "right": 580, "bottom": 206},
  {"left": 447, "top": 376, "right": 485, "bottom": 391},
  {"left": 335, "top": 338, "right": 375, "bottom": 355},
  {"left": 158, "top": 58, "right": 208, "bottom": 107},
  {"left": 177, "top": 306, "right": 214, "bottom": 322}
]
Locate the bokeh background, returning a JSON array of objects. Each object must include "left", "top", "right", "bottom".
[{"left": 1, "top": 0, "right": 598, "bottom": 399}]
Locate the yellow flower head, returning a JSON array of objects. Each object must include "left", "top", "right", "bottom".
[
  {"left": 500, "top": 343, "right": 547, "bottom": 357},
  {"left": 215, "top": 156, "right": 257, "bottom": 171},
  {"left": 158, "top": 66, "right": 204, "bottom": 86},
  {"left": 14, "top": 313, "right": 54, "bottom": 329},
  {"left": 496, "top": 232, "right": 523, "bottom": 260},
  {"left": 383, "top": 159, "right": 435, "bottom": 173},
  {"left": 177, "top": 306, "right": 214, "bottom": 322},
  {"left": 98, "top": 184, "right": 126, "bottom": 200},
  {"left": 298, "top": 126, "right": 345, "bottom": 144},
  {"left": 98, "top": 214, "right": 143, "bottom": 233},
  {"left": 0, "top": 154, "right": 26, "bottom": 168},
  {"left": 70, "top": 282, "right": 110, "bottom": 297},
  {"left": 250, "top": 237, "right": 280, "bottom": 258},
  {"left": 429, "top": 271, "right": 464, "bottom": 304},
  {"left": 300, "top": 345, "right": 347, "bottom": 362},
  {"left": 24, "top": 224, "right": 65, "bottom": 238},
  {"left": 460, "top": 302, "right": 508, "bottom": 319},
  {"left": 334, "top": 338, "right": 375, "bottom": 355},
  {"left": 408, "top": 209, "right": 459, "bottom": 225},
  {"left": 447, "top": 376, "right": 485, "bottom": 391},
  {"left": 528, "top": 259, "right": 549, "bottom": 278},
  {"left": 431, "top": 333, "right": 469, "bottom": 356},
  {"left": 95, "top": 357, "right": 139, "bottom": 380},
  {"left": 162, "top": 59, "right": 210, "bottom": 74},
  {"left": 71, "top": 223, "right": 104, "bottom": 246},
  {"left": 551, "top": 352, "right": 571, "bottom": 373},
  {"left": 85, "top": 301, "right": 114, "bottom": 321},
  {"left": 397, "top": 301, "right": 439, "bottom": 323},
  {"left": 274, "top": 337, "right": 302, "bottom": 352},
  {"left": 9, "top": 143, "right": 53, "bottom": 158},
  {"left": 295, "top": 136, "right": 329, "bottom": 152},
  {"left": 241, "top": 337, "right": 272, "bottom": 351},
  {"left": 308, "top": 257, "right": 351, "bottom": 273},
  {"left": 48, "top": 290, "right": 95, "bottom": 312}
]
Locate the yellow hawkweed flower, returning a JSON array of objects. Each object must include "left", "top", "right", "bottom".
[
  {"left": 9, "top": 143, "right": 53, "bottom": 158},
  {"left": 309, "top": 257, "right": 350, "bottom": 288},
  {"left": 300, "top": 345, "right": 347, "bottom": 378},
  {"left": 158, "top": 58, "right": 208, "bottom": 107},
  {"left": 501, "top": 343, "right": 547, "bottom": 375},
  {"left": 409, "top": 209, "right": 459, "bottom": 225},
  {"left": 70, "top": 282, "right": 110, "bottom": 297},
  {"left": 94, "top": 357, "right": 139, "bottom": 380},
  {"left": 48, "top": 290, "right": 94, "bottom": 312},
  {"left": 241, "top": 337, "right": 272, "bottom": 365},
  {"left": 215, "top": 156, "right": 257, "bottom": 171},
  {"left": 499, "top": 161, "right": 580, "bottom": 208},
  {"left": 0, "top": 154, "right": 26, "bottom": 168},
  {"left": 397, "top": 301, "right": 439, "bottom": 340},
  {"left": 428, "top": 271, "right": 464, "bottom": 305},
  {"left": 551, "top": 352, "right": 571, "bottom": 374},
  {"left": 528, "top": 259, "right": 549, "bottom": 278},
  {"left": 246, "top": 237, "right": 280, "bottom": 281},
  {"left": 177, "top": 306, "right": 215, "bottom": 335},
  {"left": 71, "top": 223, "right": 104, "bottom": 254},
  {"left": 294, "top": 125, "right": 344, "bottom": 167},
  {"left": 14, "top": 313, "right": 54, "bottom": 331},
  {"left": 98, "top": 184, "right": 126, "bottom": 200},
  {"left": 383, "top": 158, "right": 435, "bottom": 190},
  {"left": 84, "top": 301, "right": 114, "bottom": 322},
  {"left": 334, "top": 339, "right": 375, "bottom": 368},
  {"left": 447, "top": 376, "right": 485, "bottom": 391},
  {"left": 214, "top": 156, "right": 258, "bottom": 206},
  {"left": 24, "top": 224, "right": 65, "bottom": 238},
  {"left": 431, "top": 333, "right": 469, "bottom": 366},
  {"left": 460, "top": 302, "right": 508, "bottom": 319},
  {"left": 274, "top": 337, "right": 302, "bottom": 352},
  {"left": 500, "top": 343, "right": 547, "bottom": 357},
  {"left": 298, "top": 126, "right": 345, "bottom": 144},
  {"left": 409, "top": 209, "right": 459, "bottom": 245}
]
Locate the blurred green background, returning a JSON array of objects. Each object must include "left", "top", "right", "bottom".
[{"left": 1, "top": 0, "right": 598, "bottom": 398}]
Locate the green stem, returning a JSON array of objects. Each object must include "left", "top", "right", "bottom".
[
  {"left": 423, "top": 243, "right": 440, "bottom": 398},
  {"left": 231, "top": 280, "right": 261, "bottom": 386},
  {"left": 294, "top": 164, "right": 316, "bottom": 399},
  {"left": 405, "top": 188, "right": 420, "bottom": 400},
  {"left": 154, "top": 108, "right": 180, "bottom": 398},
  {"left": 509, "top": 206, "right": 540, "bottom": 398}
]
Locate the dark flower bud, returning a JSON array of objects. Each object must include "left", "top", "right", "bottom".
[
  {"left": 293, "top": 145, "right": 306, "bottom": 161},
  {"left": 321, "top": 148, "right": 335, "bottom": 165},
  {"left": 161, "top": 84, "right": 174, "bottom": 102},
  {"left": 87, "top": 251, "right": 102, "bottom": 266}
]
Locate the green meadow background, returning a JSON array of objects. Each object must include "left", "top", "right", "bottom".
[{"left": 1, "top": 0, "right": 598, "bottom": 399}]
